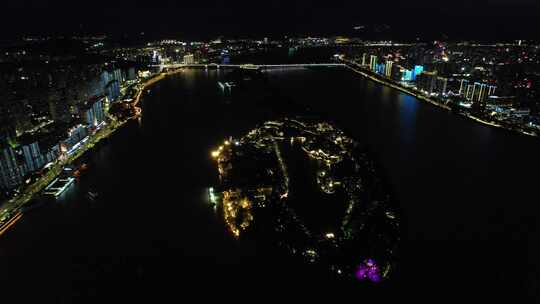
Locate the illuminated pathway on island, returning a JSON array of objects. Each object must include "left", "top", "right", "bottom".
[{"left": 272, "top": 138, "right": 290, "bottom": 196}]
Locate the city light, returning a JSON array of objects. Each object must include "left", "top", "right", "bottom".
[{"left": 1, "top": 21, "right": 538, "bottom": 292}]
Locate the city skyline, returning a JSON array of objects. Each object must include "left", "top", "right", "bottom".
[{"left": 1, "top": 1, "right": 540, "bottom": 301}]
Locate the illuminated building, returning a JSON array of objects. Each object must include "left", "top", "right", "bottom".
[
  {"left": 459, "top": 79, "right": 470, "bottom": 96},
  {"left": 463, "top": 81, "right": 496, "bottom": 107},
  {"left": 376, "top": 63, "right": 386, "bottom": 75},
  {"left": 488, "top": 85, "right": 496, "bottom": 96},
  {"left": 385, "top": 61, "right": 393, "bottom": 77},
  {"left": 402, "top": 69, "right": 413, "bottom": 81},
  {"left": 412, "top": 65, "right": 424, "bottom": 80},
  {"left": 416, "top": 72, "right": 448, "bottom": 95},
  {"left": 389, "top": 64, "right": 402, "bottom": 81},
  {"left": 0, "top": 146, "right": 26, "bottom": 190},
  {"left": 101, "top": 69, "right": 122, "bottom": 102},
  {"left": 105, "top": 80, "right": 120, "bottom": 102},
  {"left": 60, "top": 124, "right": 88, "bottom": 156},
  {"left": 334, "top": 37, "right": 350, "bottom": 44},
  {"left": 288, "top": 47, "right": 296, "bottom": 57},
  {"left": 438, "top": 77, "right": 449, "bottom": 95},
  {"left": 221, "top": 50, "right": 230, "bottom": 64},
  {"left": 151, "top": 50, "right": 160, "bottom": 64},
  {"left": 0, "top": 137, "right": 60, "bottom": 191},
  {"left": 468, "top": 83, "right": 496, "bottom": 112},
  {"left": 79, "top": 97, "right": 105, "bottom": 127},
  {"left": 20, "top": 141, "right": 44, "bottom": 172},
  {"left": 183, "top": 54, "right": 195, "bottom": 65},
  {"left": 370, "top": 55, "right": 378, "bottom": 72}
]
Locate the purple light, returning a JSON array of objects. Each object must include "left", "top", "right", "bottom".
[
  {"left": 355, "top": 267, "right": 368, "bottom": 279},
  {"left": 355, "top": 258, "right": 381, "bottom": 283}
]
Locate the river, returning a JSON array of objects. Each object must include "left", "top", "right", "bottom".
[{"left": 0, "top": 66, "right": 539, "bottom": 302}]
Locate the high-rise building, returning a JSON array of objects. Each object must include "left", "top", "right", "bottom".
[
  {"left": 0, "top": 136, "right": 59, "bottom": 191},
  {"left": 184, "top": 54, "right": 195, "bottom": 65},
  {"left": 402, "top": 69, "right": 413, "bottom": 81},
  {"left": 385, "top": 61, "right": 394, "bottom": 77},
  {"left": 221, "top": 50, "right": 230, "bottom": 65},
  {"left": 20, "top": 141, "right": 44, "bottom": 172},
  {"left": 416, "top": 72, "right": 447, "bottom": 95},
  {"left": 0, "top": 145, "right": 26, "bottom": 190},
  {"left": 151, "top": 50, "right": 160, "bottom": 65},
  {"left": 61, "top": 125, "right": 88, "bottom": 155},
  {"left": 470, "top": 83, "right": 496, "bottom": 112},
  {"left": 436, "top": 77, "right": 448, "bottom": 96},
  {"left": 412, "top": 65, "right": 424, "bottom": 80},
  {"left": 370, "top": 55, "right": 378, "bottom": 72},
  {"left": 127, "top": 68, "right": 137, "bottom": 80},
  {"left": 105, "top": 80, "right": 120, "bottom": 102},
  {"left": 112, "top": 69, "right": 123, "bottom": 83},
  {"left": 488, "top": 85, "right": 496, "bottom": 96},
  {"left": 459, "top": 79, "right": 470, "bottom": 96},
  {"left": 463, "top": 82, "right": 496, "bottom": 104},
  {"left": 390, "top": 64, "right": 402, "bottom": 81},
  {"left": 79, "top": 97, "right": 105, "bottom": 128},
  {"left": 376, "top": 63, "right": 386, "bottom": 75},
  {"left": 100, "top": 69, "right": 122, "bottom": 102}
]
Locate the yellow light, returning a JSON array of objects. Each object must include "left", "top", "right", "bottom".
[
  {"left": 325, "top": 233, "right": 335, "bottom": 239},
  {"left": 224, "top": 140, "right": 230, "bottom": 146},
  {"left": 211, "top": 151, "right": 220, "bottom": 158}
]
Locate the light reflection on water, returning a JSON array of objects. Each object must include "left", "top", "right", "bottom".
[
  {"left": 3, "top": 63, "right": 540, "bottom": 298},
  {"left": 397, "top": 94, "right": 419, "bottom": 145}
]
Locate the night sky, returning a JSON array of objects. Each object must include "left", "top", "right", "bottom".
[{"left": 2, "top": 0, "right": 540, "bottom": 40}]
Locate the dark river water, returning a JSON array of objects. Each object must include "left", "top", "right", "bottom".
[{"left": 1, "top": 66, "right": 539, "bottom": 302}]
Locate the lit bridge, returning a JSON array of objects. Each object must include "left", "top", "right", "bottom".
[{"left": 155, "top": 63, "right": 346, "bottom": 70}]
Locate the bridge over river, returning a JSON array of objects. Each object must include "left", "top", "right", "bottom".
[{"left": 154, "top": 63, "right": 346, "bottom": 70}]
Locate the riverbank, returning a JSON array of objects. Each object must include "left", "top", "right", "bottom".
[
  {"left": 0, "top": 119, "right": 125, "bottom": 231},
  {"left": 344, "top": 61, "right": 538, "bottom": 138},
  {"left": 344, "top": 62, "right": 452, "bottom": 111},
  {"left": 2, "top": 61, "right": 534, "bottom": 236},
  {"left": 0, "top": 70, "right": 176, "bottom": 235}
]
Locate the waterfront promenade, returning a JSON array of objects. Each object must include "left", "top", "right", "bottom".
[
  {"left": 0, "top": 72, "right": 169, "bottom": 234},
  {"left": 342, "top": 59, "right": 537, "bottom": 138}
]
